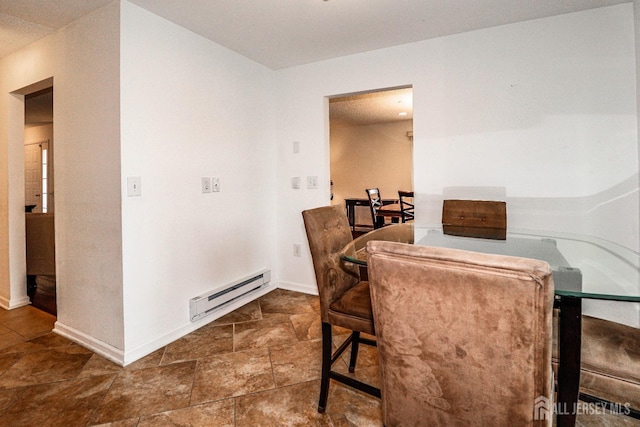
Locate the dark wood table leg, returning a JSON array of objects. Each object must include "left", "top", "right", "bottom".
[
  {"left": 557, "top": 296, "right": 582, "bottom": 427},
  {"left": 346, "top": 200, "right": 355, "bottom": 231}
]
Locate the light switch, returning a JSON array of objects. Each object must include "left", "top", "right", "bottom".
[
  {"left": 307, "top": 176, "right": 318, "bottom": 189},
  {"left": 201, "top": 177, "right": 212, "bottom": 193},
  {"left": 127, "top": 176, "right": 142, "bottom": 197},
  {"left": 212, "top": 177, "right": 220, "bottom": 192},
  {"left": 292, "top": 177, "right": 301, "bottom": 189},
  {"left": 293, "top": 141, "right": 300, "bottom": 154}
]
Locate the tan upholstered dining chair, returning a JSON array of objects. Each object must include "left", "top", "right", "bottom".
[
  {"left": 302, "top": 205, "right": 380, "bottom": 413},
  {"left": 366, "top": 240, "right": 555, "bottom": 426}
]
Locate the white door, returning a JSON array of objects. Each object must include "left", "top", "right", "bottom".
[
  {"left": 41, "top": 141, "right": 52, "bottom": 213},
  {"left": 24, "top": 141, "right": 43, "bottom": 213},
  {"left": 24, "top": 139, "right": 52, "bottom": 213}
]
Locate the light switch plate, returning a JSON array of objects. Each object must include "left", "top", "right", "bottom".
[
  {"left": 307, "top": 176, "right": 318, "bottom": 189},
  {"left": 292, "top": 177, "right": 301, "bottom": 189},
  {"left": 201, "top": 177, "right": 212, "bottom": 193},
  {"left": 127, "top": 176, "right": 142, "bottom": 197}
]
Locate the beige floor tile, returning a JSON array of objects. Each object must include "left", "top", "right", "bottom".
[
  {"left": 235, "top": 379, "right": 333, "bottom": 427},
  {"left": 0, "top": 352, "right": 23, "bottom": 375},
  {"left": 334, "top": 333, "right": 379, "bottom": 369},
  {"left": 0, "top": 331, "right": 75, "bottom": 354},
  {"left": 191, "top": 348, "right": 275, "bottom": 404},
  {"left": 0, "top": 387, "right": 20, "bottom": 413},
  {"left": 259, "top": 289, "right": 317, "bottom": 317},
  {"left": 124, "top": 347, "right": 165, "bottom": 370},
  {"left": 210, "top": 300, "right": 263, "bottom": 325},
  {"left": 0, "top": 374, "right": 115, "bottom": 427},
  {"left": 137, "top": 399, "right": 235, "bottom": 427},
  {"left": 78, "top": 353, "right": 124, "bottom": 378},
  {"left": 161, "top": 323, "right": 233, "bottom": 364},
  {"left": 332, "top": 336, "right": 381, "bottom": 390},
  {"left": 1, "top": 308, "right": 56, "bottom": 339},
  {"left": 0, "top": 346, "right": 93, "bottom": 389},
  {"left": 0, "top": 305, "right": 44, "bottom": 322},
  {"left": 0, "top": 329, "right": 30, "bottom": 351},
  {"left": 574, "top": 405, "right": 640, "bottom": 426},
  {"left": 234, "top": 317, "right": 299, "bottom": 351},
  {"left": 91, "top": 361, "right": 196, "bottom": 424},
  {"left": 290, "top": 312, "right": 323, "bottom": 341},
  {"left": 325, "top": 382, "right": 383, "bottom": 427},
  {"left": 90, "top": 418, "right": 140, "bottom": 427},
  {"left": 270, "top": 338, "right": 322, "bottom": 387}
]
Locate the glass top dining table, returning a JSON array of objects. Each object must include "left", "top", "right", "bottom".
[{"left": 340, "top": 223, "right": 640, "bottom": 427}]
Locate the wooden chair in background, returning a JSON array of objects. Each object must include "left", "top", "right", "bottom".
[
  {"left": 366, "top": 188, "right": 402, "bottom": 229},
  {"left": 398, "top": 190, "right": 414, "bottom": 223}
]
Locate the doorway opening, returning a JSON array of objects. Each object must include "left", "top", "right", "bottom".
[
  {"left": 329, "top": 86, "right": 413, "bottom": 237},
  {"left": 24, "top": 85, "right": 56, "bottom": 316}
]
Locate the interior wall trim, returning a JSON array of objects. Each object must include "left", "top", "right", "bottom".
[{"left": 54, "top": 321, "right": 125, "bottom": 366}]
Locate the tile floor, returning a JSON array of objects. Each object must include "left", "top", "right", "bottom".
[{"left": 0, "top": 288, "right": 639, "bottom": 426}]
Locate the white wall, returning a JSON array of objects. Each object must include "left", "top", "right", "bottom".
[
  {"left": 275, "top": 5, "right": 639, "bottom": 308},
  {"left": 0, "top": 3, "right": 124, "bottom": 349},
  {"left": 24, "top": 124, "right": 53, "bottom": 145},
  {"left": 119, "top": 2, "right": 277, "bottom": 362}
]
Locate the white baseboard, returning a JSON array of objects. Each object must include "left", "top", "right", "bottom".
[
  {"left": 0, "top": 294, "right": 31, "bottom": 310},
  {"left": 50, "top": 281, "right": 314, "bottom": 367},
  {"left": 277, "top": 281, "right": 317, "bottom": 295},
  {"left": 54, "top": 321, "right": 125, "bottom": 366},
  {"left": 120, "top": 282, "right": 278, "bottom": 366}
]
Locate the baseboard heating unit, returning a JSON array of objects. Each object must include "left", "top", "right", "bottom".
[{"left": 189, "top": 269, "right": 271, "bottom": 322}]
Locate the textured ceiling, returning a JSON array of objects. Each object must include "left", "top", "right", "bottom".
[
  {"left": 330, "top": 87, "right": 413, "bottom": 126},
  {"left": 0, "top": 0, "right": 113, "bottom": 58}
]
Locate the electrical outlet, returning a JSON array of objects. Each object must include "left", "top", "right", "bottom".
[
  {"left": 201, "top": 177, "right": 212, "bottom": 193},
  {"left": 293, "top": 243, "right": 302, "bottom": 257}
]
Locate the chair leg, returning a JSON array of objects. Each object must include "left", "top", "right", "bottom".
[
  {"left": 318, "top": 322, "right": 332, "bottom": 413},
  {"left": 349, "top": 331, "right": 360, "bottom": 373}
]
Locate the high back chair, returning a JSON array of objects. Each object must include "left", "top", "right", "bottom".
[
  {"left": 366, "top": 240, "right": 554, "bottom": 426},
  {"left": 398, "top": 190, "right": 414, "bottom": 223},
  {"left": 302, "top": 205, "right": 380, "bottom": 413},
  {"left": 366, "top": 187, "right": 385, "bottom": 228},
  {"left": 366, "top": 188, "right": 402, "bottom": 229},
  {"left": 442, "top": 199, "right": 507, "bottom": 239}
]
